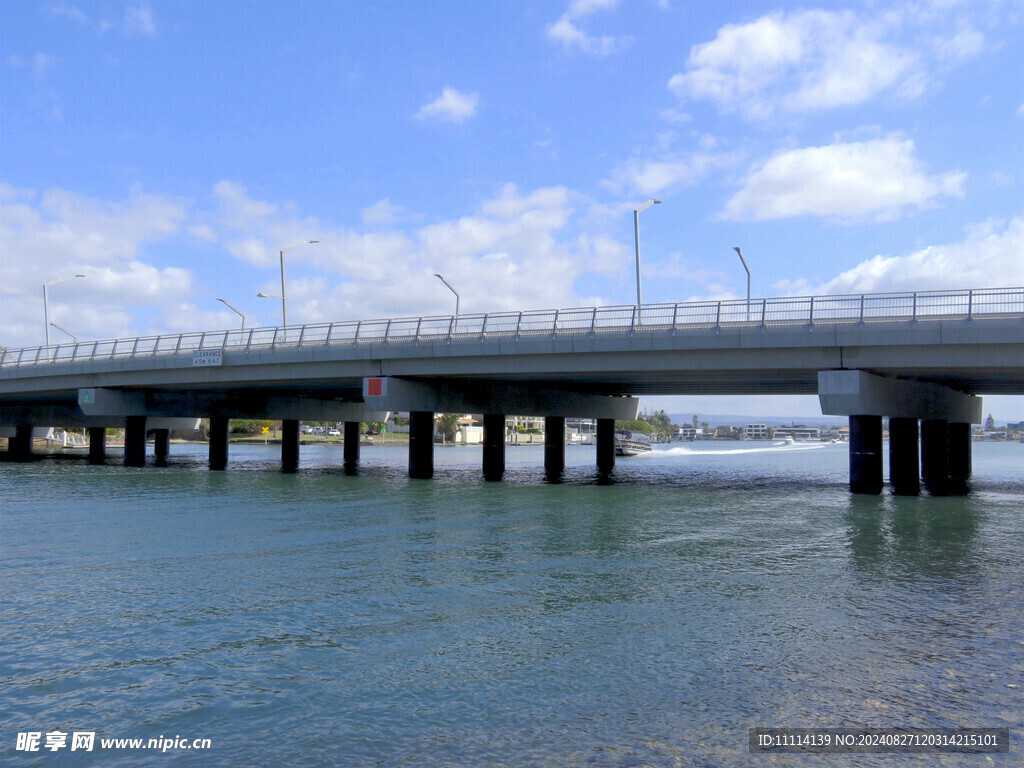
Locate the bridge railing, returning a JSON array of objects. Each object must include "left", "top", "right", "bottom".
[{"left": 2, "top": 287, "right": 1021, "bottom": 369}]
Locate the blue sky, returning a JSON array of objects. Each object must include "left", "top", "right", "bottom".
[{"left": 2, "top": 0, "right": 1022, "bottom": 419}]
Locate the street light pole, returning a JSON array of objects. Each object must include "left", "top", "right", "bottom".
[
  {"left": 43, "top": 274, "right": 85, "bottom": 346},
  {"left": 433, "top": 273, "right": 460, "bottom": 316},
  {"left": 49, "top": 323, "right": 76, "bottom": 343},
  {"left": 277, "top": 240, "right": 318, "bottom": 333},
  {"left": 633, "top": 199, "right": 661, "bottom": 312},
  {"left": 217, "top": 298, "right": 246, "bottom": 329},
  {"left": 733, "top": 247, "right": 750, "bottom": 321}
]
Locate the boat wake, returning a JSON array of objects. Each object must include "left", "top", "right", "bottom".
[{"left": 657, "top": 442, "right": 829, "bottom": 456}]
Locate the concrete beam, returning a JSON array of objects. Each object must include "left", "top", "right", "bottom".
[
  {"left": 818, "top": 370, "right": 982, "bottom": 423},
  {"left": 76, "top": 387, "right": 384, "bottom": 422},
  {"left": 362, "top": 377, "right": 639, "bottom": 420}
]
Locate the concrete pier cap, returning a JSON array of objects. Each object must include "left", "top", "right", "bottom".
[
  {"left": 362, "top": 377, "right": 640, "bottom": 420},
  {"left": 817, "top": 370, "right": 982, "bottom": 423}
]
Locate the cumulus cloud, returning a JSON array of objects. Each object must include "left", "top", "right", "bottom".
[
  {"left": 780, "top": 217, "right": 1024, "bottom": 295},
  {"left": 414, "top": 87, "right": 478, "bottom": 124},
  {"left": 604, "top": 150, "right": 743, "bottom": 196},
  {"left": 668, "top": 9, "right": 923, "bottom": 119},
  {"left": 546, "top": 0, "right": 629, "bottom": 57},
  {"left": 49, "top": 2, "right": 158, "bottom": 36},
  {"left": 721, "top": 136, "right": 966, "bottom": 223}
]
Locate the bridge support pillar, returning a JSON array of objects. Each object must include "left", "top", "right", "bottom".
[
  {"left": 888, "top": 417, "right": 919, "bottom": 496},
  {"left": 921, "top": 419, "right": 949, "bottom": 494},
  {"left": 209, "top": 416, "right": 229, "bottom": 471},
  {"left": 482, "top": 413, "right": 505, "bottom": 481},
  {"left": 409, "top": 411, "right": 434, "bottom": 479},
  {"left": 948, "top": 422, "right": 972, "bottom": 492},
  {"left": 124, "top": 416, "right": 147, "bottom": 467},
  {"left": 344, "top": 421, "right": 360, "bottom": 467},
  {"left": 281, "top": 419, "right": 300, "bottom": 473},
  {"left": 596, "top": 418, "right": 615, "bottom": 474},
  {"left": 153, "top": 429, "right": 170, "bottom": 466},
  {"left": 88, "top": 427, "right": 106, "bottom": 464},
  {"left": 849, "top": 415, "right": 882, "bottom": 494},
  {"left": 544, "top": 416, "right": 566, "bottom": 479},
  {"left": 7, "top": 425, "right": 34, "bottom": 461}
]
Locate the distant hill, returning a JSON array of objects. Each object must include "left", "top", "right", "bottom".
[{"left": 669, "top": 413, "right": 846, "bottom": 429}]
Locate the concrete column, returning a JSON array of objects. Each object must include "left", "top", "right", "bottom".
[
  {"left": 596, "top": 418, "right": 615, "bottom": 474},
  {"left": 209, "top": 416, "right": 229, "bottom": 471},
  {"left": 921, "top": 419, "right": 949, "bottom": 492},
  {"left": 849, "top": 415, "right": 882, "bottom": 494},
  {"left": 8, "top": 425, "right": 33, "bottom": 461},
  {"left": 482, "top": 413, "right": 505, "bottom": 481},
  {"left": 88, "top": 426, "right": 106, "bottom": 464},
  {"left": 344, "top": 421, "right": 360, "bottom": 466},
  {"left": 153, "top": 429, "right": 170, "bottom": 466},
  {"left": 947, "top": 422, "right": 972, "bottom": 492},
  {"left": 281, "top": 419, "right": 300, "bottom": 473},
  {"left": 544, "top": 416, "right": 566, "bottom": 478},
  {"left": 888, "top": 417, "right": 919, "bottom": 496},
  {"left": 409, "top": 411, "right": 434, "bottom": 479},
  {"left": 124, "top": 416, "right": 147, "bottom": 467}
]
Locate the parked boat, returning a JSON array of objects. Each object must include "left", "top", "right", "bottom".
[{"left": 615, "top": 430, "right": 652, "bottom": 456}]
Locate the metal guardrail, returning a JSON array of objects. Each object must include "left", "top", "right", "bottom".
[{"left": 2, "top": 287, "right": 1022, "bottom": 370}]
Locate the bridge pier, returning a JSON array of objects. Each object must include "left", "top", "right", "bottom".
[
  {"left": 849, "top": 415, "right": 883, "bottom": 495},
  {"left": 124, "top": 416, "right": 147, "bottom": 467},
  {"left": 596, "top": 418, "right": 615, "bottom": 474},
  {"left": 88, "top": 426, "right": 106, "bottom": 464},
  {"left": 153, "top": 429, "right": 170, "bottom": 466},
  {"left": 281, "top": 419, "right": 300, "bottom": 473},
  {"left": 6, "top": 425, "right": 34, "bottom": 461},
  {"left": 888, "top": 417, "right": 920, "bottom": 495},
  {"left": 344, "top": 421, "right": 360, "bottom": 468},
  {"left": 209, "top": 416, "right": 230, "bottom": 471},
  {"left": 544, "top": 416, "right": 566, "bottom": 479},
  {"left": 483, "top": 413, "right": 505, "bottom": 481},
  {"left": 409, "top": 411, "right": 434, "bottom": 479},
  {"left": 819, "top": 371, "right": 981, "bottom": 496}
]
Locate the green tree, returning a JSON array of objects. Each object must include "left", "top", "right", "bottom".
[
  {"left": 615, "top": 419, "right": 652, "bottom": 434},
  {"left": 437, "top": 413, "right": 459, "bottom": 442}
]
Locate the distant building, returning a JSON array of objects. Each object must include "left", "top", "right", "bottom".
[
  {"left": 741, "top": 424, "right": 769, "bottom": 440},
  {"left": 773, "top": 426, "right": 821, "bottom": 441}
]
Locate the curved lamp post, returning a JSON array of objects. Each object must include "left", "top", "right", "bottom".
[
  {"left": 433, "top": 273, "right": 460, "bottom": 316},
  {"left": 43, "top": 273, "right": 85, "bottom": 345},
  {"left": 49, "top": 322, "right": 76, "bottom": 343},
  {"left": 634, "top": 199, "right": 661, "bottom": 312},
  {"left": 733, "top": 246, "right": 750, "bottom": 321},
  {"left": 217, "top": 298, "right": 247, "bottom": 329}
]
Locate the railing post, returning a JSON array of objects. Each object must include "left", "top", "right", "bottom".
[
  {"left": 715, "top": 301, "right": 721, "bottom": 333},
  {"left": 131, "top": 337, "right": 140, "bottom": 357},
  {"left": 246, "top": 329, "right": 254, "bottom": 351},
  {"left": 414, "top": 317, "right": 422, "bottom": 344},
  {"left": 174, "top": 334, "right": 183, "bottom": 353},
  {"left": 967, "top": 289, "right": 973, "bottom": 321},
  {"left": 912, "top": 292, "right": 917, "bottom": 323},
  {"left": 481, "top": 313, "right": 489, "bottom": 340},
  {"left": 859, "top": 294, "right": 865, "bottom": 325},
  {"left": 325, "top": 322, "right": 334, "bottom": 346},
  {"left": 383, "top": 319, "right": 392, "bottom": 344},
  {"left": 551, "top": 309, "right": 560, "bottom": 339},
  {"left": 808, "top": 296, "right": 814, "bottom": 330},
  {"left": 760, "top": 299, "right": 767, "bottom": 330},
  {"left": 590, "top": 307, "right": 597, "bottom": 337},
  {"left": 271, "top": 327, "right": 280, "bottom": 348},
  {"left": 671, "top": 302, "right": 678, "bottom": 335},
  {"left": 516, "top": 312, "right": 523, "bottom": 341},
  {"left": 630, "top": 306, "right": 637, "bottom": 336},
  {"left": 447, "top": 315, "right": 455, "bottom": 343},
  {"left": 298, "top": 325, "right": 307, "bottom": 345}
]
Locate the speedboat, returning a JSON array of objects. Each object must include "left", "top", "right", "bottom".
[{"left": 615, "top": 430, "right": 652, "bottom": 456}]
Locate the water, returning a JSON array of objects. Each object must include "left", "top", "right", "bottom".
[{"left": 2, "top": 442, "right": 1022, "bottom": 766}]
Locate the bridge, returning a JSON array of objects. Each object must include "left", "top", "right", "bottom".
[{"left": 2, "top": 287, "right": 1022, "bottom": 494}]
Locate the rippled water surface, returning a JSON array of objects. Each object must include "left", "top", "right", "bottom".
[{"left": 2, "top": 442, "right": 1022, "bottom": 766}]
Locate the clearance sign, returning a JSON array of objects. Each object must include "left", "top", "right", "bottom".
[{"left": 363, "top": 377, "right": 387, "bottom": 397}]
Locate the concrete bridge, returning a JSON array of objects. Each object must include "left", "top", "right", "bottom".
[{"left": 2, "top": 287, "right": 1022, "bottom": 494}]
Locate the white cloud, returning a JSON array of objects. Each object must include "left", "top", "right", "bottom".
[
  {"left": 123, "top": 3, "right": 157, "bottom": 37},
  {"left": 668, "top": 9, "right": 923, "bottom": 119},
  {"left": 414, "top": 87, "right": 478, "bottom": 124},
  {"left": 933, "top": 20, "right": 985, "bottom": 61},
  {"left": 361, "top": 198, "right": 404, "bottom": 226},
  {"left": 546, "top": 0, "right": 629, "bottom": 57},
  {"left": 721, "top": 136, "right": 966, "bottom": 223},
  {"left": 777, "top": 217, "right": 1024, "bottom": 296},
  {"left": 48, "top": 2, "right": 157, "bottom": 36},
  {"left": 604, "top": 150, "right": 742, "bottom": 196}
]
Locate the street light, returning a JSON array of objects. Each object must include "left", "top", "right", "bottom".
[
  {"left": 433, "top": 273, "right": 460, "bottom": 316},
  {"left": 43, "top": 274, "right": 85, "bottom": 346},
  {"left": 49, "top": 322, "right": 76, "bottom": 343},
  {"left": 733, "top": 247, "right": 751, "bottom": 321},
  {"left": 634, "top": 199, "right": 661, "bottom": 312},
  {"left": 217, "top": 298, "right": 246, "bottom": 329},
  {"left": 261, "top": 240, "right": 318, "bottom": 336}
]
